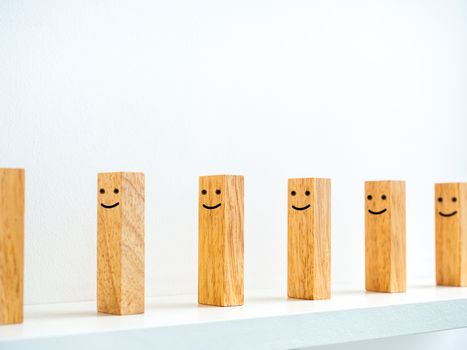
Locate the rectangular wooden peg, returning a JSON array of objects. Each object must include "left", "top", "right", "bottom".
[
  {"left": 435, "top": 182, "right": 467, "bottom": 286},
  {"left": 287, "top": 178, "right": 331, "bottom": 300},
  {"left": 97, "top": 172, "right": 145, "bottom": 315},
  {"left": 0, "top": 168, "right": 25, "bottom": 325},
  {"left": 198, "top": 175, "right": 244, "bottom": 307},
  {"left": 365, "top": 180, "right": 406, "bottom": 293}
]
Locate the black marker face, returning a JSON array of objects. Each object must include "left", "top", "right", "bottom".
[
  {"left": 201, "top": 188, "right": 222, "bottom": 210},
  {"left": 437, "top": 194, "right": 458, "bottom": 217},
  {"left": 290, "top": 189, "right": 311, "bottom": 211},
  {"left": 367, "top": 193, "right": 388, "bottom": 215},
  {"left": 99, "top": 187, "right": 120, "bottom": 209}
]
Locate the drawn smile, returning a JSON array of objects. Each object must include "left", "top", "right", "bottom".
[
  {"left": 101, "top": 202, "right": 120, "bottom": 209},
  {"left": 368, "top": 208, "right": 387, "bottom": 215},
  {"left": 439, "top": 211, "right": 457, "bottom": 217},
  {"left": 203, "top": 203, "right": 222, "bottom": 210},
  {"left": 292, "top": 204, "right": 311, "bottom": 211}
]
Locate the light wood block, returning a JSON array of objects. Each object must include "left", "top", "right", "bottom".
[
  {"left": 365, "top": 180, "right": 406, "bottom": 293},
  {"left": 435, "top": 183, "right": 467, "bottom": 286},
  {"left": 97, "top": 172, "right": 145, "bottom": 315},
  {"left": 198, "top": 175, "right": 244, "bottom": 307},
  {"left": 0, "top": 169, "right": 24, "bottom": 325},
  {"left": 287, "top": 178, "right": 331, "bottom": 300}
]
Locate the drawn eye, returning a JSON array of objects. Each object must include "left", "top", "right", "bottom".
[
  {"left": 438, "top": 197, "right": 443, "bottom": 202},
  {"left": 367, "top": 195, "right": 372, "bottom": 200},
  {"left": 381, "top": 194, "right": 387, "bottom": 200},
  {"left": 201, "top": 189, "right": 207, "bottom": 195},
  {"left": 291, "top": 191, "right": 296, "bottom": 196},
  {"left": 100, "top": 188, "right": 105, "bottom": 194},
  {"left": 452, "top": 197, "right": 457, "bottom": 202},
  {"left": 305, "top": 190, "right": 310, "bottom": 196},
  {"left": 114, "top": 188, "right": 119, "bottom": 194},
  {"left": 216, "top": 189, "right": 221, "bottom": 195}
]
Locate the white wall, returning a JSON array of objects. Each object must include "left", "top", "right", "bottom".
[{"left": 1, "top": 0, "right": 466, "bottom": 304}]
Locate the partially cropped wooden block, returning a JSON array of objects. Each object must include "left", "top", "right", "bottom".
[
  {"left": 97, "top": 172, "right": 145, "bottom": 315},
  {"left": 365, "top": 180, "right": 406, "bottom": 293},
  {"left": 435, "top": 183, "right": 467, "bottom": 286},
  {"left": 288, "top": 178, "right": 331, "bottom": 300},
  {"left": 198, "top": 175, "right": 244, "bottom": 307},
  {"left": 0, "top": 169, "right": 24, "bottom": 325}
]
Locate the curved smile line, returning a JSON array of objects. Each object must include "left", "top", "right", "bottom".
[
  {"left": 439, "top": 211, "right": 457, "bottom": 217},
  {"left": 292, "top": 204, "right": 311, "bottom": 211},
  {"left": 203, "top": 203, "right": 222, "bottom": 210},
  {"left": 101, "top": 202, "right": 120, "bottom": 209},
  {"left": 368, "top": 208, "right": 387, "bottom": 215}
]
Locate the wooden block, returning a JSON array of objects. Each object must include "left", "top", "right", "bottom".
[
  {"left": 365, "top": 180, "right": 406, "bottom": 293},
  {"left": 198, "top": 175, "right": 244, "bottom": 307},
  {"left": 435, "top": 183, "right": 467, "bottom": 286},
  {"left": 0, "top": 169, "right": 24, "bottom": 325},
  {"left": 97, "top": 172, "right": 145, "bottom": 315},
  {"left": 287, "top": 178, "right": 331, "bottom": 300}
]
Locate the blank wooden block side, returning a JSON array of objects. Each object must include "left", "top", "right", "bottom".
[
  {"left": 0, "top": 169, "right": 24, "bottom": 325},
  {"left": 365, "top": 181, "right": 406, "bottom": 293},
  {"left": 223, "top": 175, "right": 244, "bottom": 306},
  {"left": 435, "top": 183, "right": 467, "bottom": 286},
  {"left": 288, "top": 178, "right": 331, "bottom": 300},
  {"left": 97, "top": 172, "right": 145, "bottom": 315},
  {"left": 312, "top": 179, "right": 331, "bottom": 299},
  {"left": 198, "top": 175, "right": 244, "bottom": 307}
]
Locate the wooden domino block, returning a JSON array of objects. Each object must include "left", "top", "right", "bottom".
[
  {"left": 287, "top": 178, "right": 331, "bottom": 300},
  {"left": 97, "top": 172, "right": 145, "bottom": 315},
  {"left": 365, "top": 181, "right": 406, "bottom": 293},
  {"left": 435, "top": 183, "right": 467, "bottom": 286},
  {"left": 0, "top": 169, "right": 24, "bottom": 325},
  {"left": 198, "top": 175, "right": 244, "bottom": 307}
]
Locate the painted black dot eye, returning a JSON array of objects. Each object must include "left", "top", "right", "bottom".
[
  {"left": 215, "top": 189, "right": 221, "bottom": 195},
  {"left": 114, "top": 188, "right": 119, "bottom": 194},
  {"left": 452, "top": 197, "right": 457, "bottom": 202},
  {"left": 305, "top": 190, "right": 310, "bottom": 196},
  {"left": 201, "top": 189, "right": 207, "bottom": 195},
  {"left": 381, "top": 194, "right": 387, "bottom": 200},
  {"left": 291, "top": 191, "right": 296, "bottom": 196},
  {"left": 100, "top": 188, "right": 105, "bottom": 194},
  {"left": 367, "top": 195, "right": 372, "bottom": 200},
  {"left": 438, "top": 197, "right": 443, "bottom": 202}
]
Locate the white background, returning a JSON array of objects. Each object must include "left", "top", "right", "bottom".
[{"left": 1, "top": 0, "right": 466, "bottom": 305}]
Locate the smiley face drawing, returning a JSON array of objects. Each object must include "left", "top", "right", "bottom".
[
  {"left": 200, "top": 188, "right": 222, "bottom": 210},
  {"left": 98, "top": 172, "right": 123, "bottom": 209},
  {"left": 288, "top": 178, "right": 323, "bottom": 213},
  {"left": 436, "top": 184, "right": 459, "bottom": 218},
  {"left": 366, "top": 193, "right": 388, "bottom": 215},
  {"left": 290, "top": 189, "right": 311, "bottom": 211},
  {"left": 365, "top": 181, "right": 406, "bottom": 221},
  {"left": 97, "top": 172, "right": 123, "bottom": 233},
  {"left": 437, "top": 196, "right": 458, "bottom": 217},
  {"left": 99, "top": 187, "right": 120, "bottom": 209}
]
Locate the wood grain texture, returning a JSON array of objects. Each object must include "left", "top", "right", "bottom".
[
  {"left": 288, "top": 178, "right": 331, "bottom": 300},
  {"left": 435, "top": 183, "right": 467, "bottom": 286},
  {"left": 365, "top": 181, "right": 406, "bottom": 293},
  {"left": 0, "top": 169, "right": 24, "bottom": 325},
  {"left": 97, "top": 172, "right": 145, "bottom": 315},
  {"left": 198, "top": 175, "right": 244, "bottom": 307}
]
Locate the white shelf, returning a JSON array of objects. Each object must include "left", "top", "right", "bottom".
[{"left": 2, "top": 282, "right": 467, "bottom": 349}]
